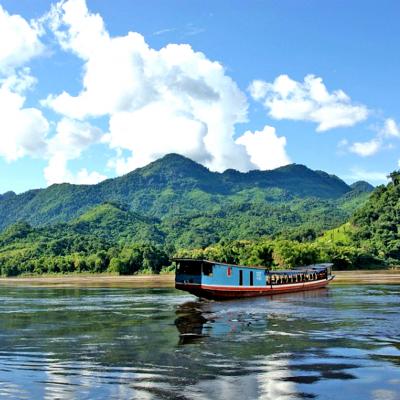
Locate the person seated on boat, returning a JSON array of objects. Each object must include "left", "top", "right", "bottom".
[{"left": 266, "top": 276, "right": 271, "bottom": 285}]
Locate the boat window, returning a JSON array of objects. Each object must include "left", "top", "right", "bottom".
[
  {"left": 239, "top": 270, "right": 243, "bottom": 286},
  {"left": 227, "top": 267, "right": 232, "bottom": 277},
  {"left": 250, "top": 271, "right": 254, "bottom": 286},
  {"left": 202, "top": 263, "right": 213, "bottom": 276},
  {"left": 176, "top": 261, "right": 201, "bottom": 276}
]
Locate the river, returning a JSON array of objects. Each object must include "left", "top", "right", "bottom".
[{"left": 0, "top": 285, "right": 399, "bottom": 399}]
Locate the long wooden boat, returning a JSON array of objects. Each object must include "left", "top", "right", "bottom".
[{"left": 174, "top": 258, "right": 334, "bottom": 300}]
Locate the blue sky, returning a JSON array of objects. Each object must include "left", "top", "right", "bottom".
[{"left": 0, "top": 0, "right": 399, "bottom": 193}]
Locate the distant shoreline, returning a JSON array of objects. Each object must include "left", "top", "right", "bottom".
[
  {"left": 0, "top": 274, "right": 175, "bottom": 287},
  {"left": 1, "top": 270, "right": 400, "bottom": 287}
]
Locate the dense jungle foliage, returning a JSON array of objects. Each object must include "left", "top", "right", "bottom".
[{"left": 1, "top": 154, "right": 392, "bottom": 277}]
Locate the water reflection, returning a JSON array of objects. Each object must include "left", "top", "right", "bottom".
[
  {"left": 0, "top": 286, "right": 399, "bottom": 399},
  {"left": 175, "top": 288, "right": 332, "bottom": 345},
  {"left": 175, "top": 301, "right": 211, "bottom": 344}
]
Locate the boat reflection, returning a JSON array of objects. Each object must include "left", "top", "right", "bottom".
[
  {"left": 175, "top": 301, "right": 213, "bottom": 344},
  {"left": 175, "top": 288, "right": 331, "bottom": 345}
]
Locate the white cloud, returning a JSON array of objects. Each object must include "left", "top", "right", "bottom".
[
  {"left": 44, "top": 118, "right": 106, "bottom": 185},
  {"left": 0, "top": 5, "right": 44, "bottom": 75},
  {"left": 381, "top": 118, "right": 400, "bottom": 138},
  {"left": 153, "top": 28, "right": 176, "bottom": 36},
  {"left": 0, "top": 70, "right": 48, "bottom": 161},
  {"left": 0, "top": 6, "right": 48, "bottom": 164},
  {"left": 249, "top": 74, "right": 368, "bottom": 131},
  {"left": 349, "top": 138, "right": 382, "bottom": 157},
  {"left": 75, "top": 168, "right": 107, "bottom": 184},
  {"left": 105, "top": 102, "right": 210, "bottom": 174},
  {"left": 46, "top": 117, "right": 102, "bottom": 159},
  {"left": 342, "top": 118, "right": 400, "bottom": 158},
  {"left": 235, "top": 125, "right": 290, "bottom": 170},
  {"left": 43, "top": 0, "right": 258, "bottom": 173},
  {"left": 44, "top": 155, "right": 107, "bottom": 185}
]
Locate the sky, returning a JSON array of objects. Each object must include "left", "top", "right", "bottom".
[{"left": 0, "top": 0, "right": 399, "bottom": 193}]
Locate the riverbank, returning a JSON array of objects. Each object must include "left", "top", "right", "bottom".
[
  {"left": 0, "top": 274, "right": 175, "bottom": 287},
  {"left": 332, "top": 270, "right": 400, "bottom": 284},
  {"left": 1, "top": 270, "right": 400, "bottom": 287}
]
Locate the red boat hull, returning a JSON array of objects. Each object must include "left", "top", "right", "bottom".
[{"left": 175, "top": 276, "right": 334, "bottom": 300}]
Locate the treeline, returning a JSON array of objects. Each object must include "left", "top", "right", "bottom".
[
  {"left": 175, "top": 238, "right": 383, "bottom": 270},
  {"left": 0, "top": 242, "right": 169, "bottom": 277},
  {"left": 0, "top": 235, "right": 384, "bottom": 277}
]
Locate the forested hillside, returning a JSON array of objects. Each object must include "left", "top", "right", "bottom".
[
  {"left": 351, "top": 172, "right": 400, "bottom": 263},
  {"left": 0, "top": 154, "right": 377, "bottom": 276},
  {"left": 0, "top": 153, "right": 361, "bottom": 230}
]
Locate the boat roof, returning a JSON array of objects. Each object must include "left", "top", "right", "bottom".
[{"left": 172, "top": 258, "right": 333, "bottom": 272}]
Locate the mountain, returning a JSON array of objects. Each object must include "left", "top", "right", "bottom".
[
  {"left": 0, "top": 154, "right": 380, "bottom": 276},
  {"left": 0, "top": 153, "right": 361, "bottom": 231},
  {"left": 349, "top": 181, "right": 374, "bottom": 194}
]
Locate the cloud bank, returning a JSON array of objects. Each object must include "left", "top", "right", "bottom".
[{"left": 43, "top": 0, "right": 290, "bottom": 175}]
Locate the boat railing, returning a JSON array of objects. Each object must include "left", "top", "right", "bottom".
[{"left": 267, "top": 268, "right": 329, "bottom": 285}]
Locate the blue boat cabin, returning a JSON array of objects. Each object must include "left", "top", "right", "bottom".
[{"left": 175, "top": 259, "right": 268, "bottom": 287}]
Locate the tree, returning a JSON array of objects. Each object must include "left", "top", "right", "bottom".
[{"left": 388, "top": 171, "right": 400, "bottom": 186}]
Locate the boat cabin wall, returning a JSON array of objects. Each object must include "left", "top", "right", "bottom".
[
  {"left": 175, "top": 260, "right": 267, "bottom": 287},
  {"left": 202, "top": 264, "right": 266, "bottom": 287}
]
